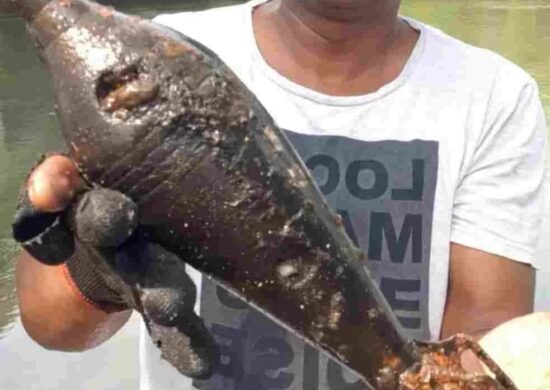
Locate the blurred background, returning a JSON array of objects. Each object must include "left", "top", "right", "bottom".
[{"left": 1, "top": 0, "right": 550, "bottom": 388}]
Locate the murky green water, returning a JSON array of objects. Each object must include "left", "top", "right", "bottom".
[
  {"left": 0, "top": 0, "right": 549, "bottom": 385},
  {"left": 401, "top": 0, "right": 550, "bottom": 120}
]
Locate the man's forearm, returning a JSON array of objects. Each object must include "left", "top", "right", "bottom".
[
  {"left": 16, "top": 250, "right": 131, "bottom": 351},
  {"left": 440, "top": 243, "right": 535, "bottom": 373}
]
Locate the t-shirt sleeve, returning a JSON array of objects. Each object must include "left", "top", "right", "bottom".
[{"left": 451, "top": 66, "right": 548, "bottom": 267}]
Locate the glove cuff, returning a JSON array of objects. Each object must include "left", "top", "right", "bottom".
[{"left": 64, "top": 248, "right": 129, "bottom": 313}]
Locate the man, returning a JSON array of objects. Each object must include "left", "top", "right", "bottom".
[{"left": 15, "top": 0, "right": 547, "bottom": 389}]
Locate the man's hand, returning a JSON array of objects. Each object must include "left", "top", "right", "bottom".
[
  {"left": 15, "top": 154, "right": 139, "bottom": 312},
  {"left": 15, "top": 154, "right": 217, "bottom": 378},
  {"left": 16, "top": 154, "right": 134, "bottom": 350},
  {"left": 16, "top": 251, "right": 133, "bottom": 350}
]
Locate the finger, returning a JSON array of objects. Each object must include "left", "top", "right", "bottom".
[
  {"left": 72, "top": 189, "right": 138, "bottom": 247},
  {"left": 134, "top": 243, "right": 197, "bottom": 328},
  {"left": 129, "top": 242, "right": 218, "bottom": 379},
  {"left": 28, "top": 155, "right": 83, "bottom": 212},
  {"left": 145, "top": 312, "right": 218, "bottom": 379}
]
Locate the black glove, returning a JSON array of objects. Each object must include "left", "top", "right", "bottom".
[{"left": 13, "top": 177, "right": 217, "bottom": 378}]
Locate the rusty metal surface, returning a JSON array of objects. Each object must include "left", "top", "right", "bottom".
[
  {"left": 11, "top": 0, "right": 519, "bottom": 388},
  {"left": 400, "top": 335, "right": 517, "bottom": 390}
]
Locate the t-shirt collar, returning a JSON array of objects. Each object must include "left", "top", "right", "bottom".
[{"left": 243, "top": 0, "right": 428, "bottom": 107}]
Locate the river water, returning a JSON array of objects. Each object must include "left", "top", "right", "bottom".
[{"left": 0, "top": 0, "right": 550, "bottom": 388}]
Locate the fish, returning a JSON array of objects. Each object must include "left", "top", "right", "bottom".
[{"left": 8, "top": 0, "right": 519, "bottom": 388}]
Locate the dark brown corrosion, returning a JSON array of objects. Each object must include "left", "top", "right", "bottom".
[
  {"left": 399, "top": 335, "right": 518, "bottom": 390},
  {"left": 12, "top": 0, "right": 519, "bottom": 388}
]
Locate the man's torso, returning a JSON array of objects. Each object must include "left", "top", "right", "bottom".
[{"left": 140, "top": 1, "right": 542, "bottom": 389}]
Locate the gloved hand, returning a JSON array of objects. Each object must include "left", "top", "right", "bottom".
[{"left": 12, "top": 154, "right": 217, "bottom": 378}]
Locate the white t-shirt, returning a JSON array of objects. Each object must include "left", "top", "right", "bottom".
[{"left": 140, "top": 1, "right": 547, "bottom": 389}]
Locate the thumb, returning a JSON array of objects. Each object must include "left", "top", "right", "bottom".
[
  {"left": 28, "top": 155, "right": 83, "bottom": 212},
  {"left": 72, "top": 189, "right": 138, "bottom": 248}
]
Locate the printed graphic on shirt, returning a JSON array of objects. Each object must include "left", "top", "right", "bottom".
[{"left": 193, "top": 133, "right": 439, "bottom": 390}]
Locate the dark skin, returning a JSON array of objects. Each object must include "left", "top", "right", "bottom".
[
  {"left": 17, "top": 0, "right": 534, "bottom": 373},
  {"left": 253, "top": 0, "right": 415, "bottom": 96},
  {"left": 17, "top": 251, "right": 131, "bottom": 351}
]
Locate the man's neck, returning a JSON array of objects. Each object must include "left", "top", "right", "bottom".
[{"left": 252, "top": 0, "right": 419, "bottom": 96}]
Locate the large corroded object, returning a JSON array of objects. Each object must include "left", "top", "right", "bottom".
[{"left": 10, "top": 0, "right": 519, "bottom": 388}]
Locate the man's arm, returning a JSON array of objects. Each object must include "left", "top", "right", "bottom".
[
  {"left": 16, "top": 250, "right": 132, "bottom": 351},
  {"left": 440, "top": 242, "right": 535, "bottom": 370},
  {"left": 15, "top": 155, "right": 132, "bottom": 351},
  {"left": 15, "top": 154, "right": 215, "bottom": 378},
  {"left": 442, "top": 66, "right": 546, "bottom": 373}
]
